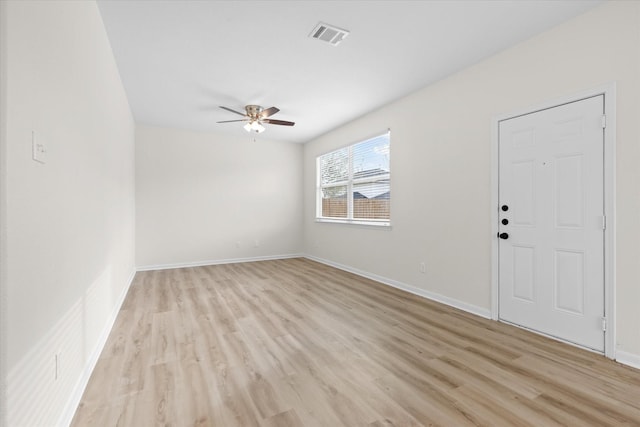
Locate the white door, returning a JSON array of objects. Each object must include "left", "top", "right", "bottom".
[{"left": 498, "top": 95, "right": 605, "bottom": 352}]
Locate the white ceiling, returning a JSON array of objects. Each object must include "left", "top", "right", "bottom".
[{"left": 97, "top": 0, "right": 601, "bottom": 144}]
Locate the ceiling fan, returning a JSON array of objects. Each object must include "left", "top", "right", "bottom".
[{"left": 217, "top": 105, "right": 295, "bottom": 133}]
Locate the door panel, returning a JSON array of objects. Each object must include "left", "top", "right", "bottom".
[
  {"left": 513, "top": 246, "right": 535, "bottom": 302},
  {"left": 555, "top": 154, "right": 584, "bottom": 227},
  {"left": 498, "top": 95, "right": 605, "bottom": 352},
  {"left": 554, "top": 249, "right": 584, "bottom": 314},
  {"left": 512, "top": 161, "right": 536, "bottom": 226}
]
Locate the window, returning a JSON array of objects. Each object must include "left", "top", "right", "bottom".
[{"left": 316, "top": 131, "right": 390, "bottom": 225}]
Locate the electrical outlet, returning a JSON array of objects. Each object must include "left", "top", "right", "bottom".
[
  {"left": 236, "top": 241, "right": 241, "bottom": 248},
  {"left": 254, "top": 239, "right": 260, "bottom": 247},
  {"left": 420, "top": 262, "right": 426, "bottom": 274},
  {"left": 32, "top": 130, "right": 48, "bottom": 164}
]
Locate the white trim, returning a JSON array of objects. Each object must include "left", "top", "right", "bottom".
[
  {"left": 491, "top": 83, "right": 617, "bottom": 358},
  {"left": 0, "top": 1, "right": 8, "bottom": 424},
  {"left": 136, "top": 253, "right": 303, "bottom": 272},
  {"left": 616, "top": 351, "right": 640, "bottom": 371},
  {"left": 56, "top": 269, "right": 136, "bottom": 427},
  {"left": 315, "top": 218, "right": 391, "bottom": 228},
  {"left": 602, "top": 84, "right": 617, "bottom": 360},
  {"left": 305, "top": 255, "right": 491, "bottom": 319},
  {"left": 490, "top": 108, "right": 500, "bottom": 321}
]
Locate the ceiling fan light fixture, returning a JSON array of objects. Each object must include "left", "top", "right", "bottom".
[
  {"left": 244, "top": 121, "right": 265, "bottom": 133},
  {"left": 253, "top": 122, "right": 265, "bottom": 133}
]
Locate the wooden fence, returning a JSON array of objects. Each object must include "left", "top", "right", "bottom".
[{"left": 322, "top": 198, "right": 390, "bottom": 220}]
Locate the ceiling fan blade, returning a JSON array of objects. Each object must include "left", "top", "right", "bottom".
[
  {"left": 219, "top": 106, "right": 247, "bottom": 117},
  {"left": 260, "top": 106, "right": 280, "bottom": 118},
  {"left": 262, "top": 119, "right": 295, "bottom": 126},
  {"left": 216, "top": 119, "right": 248, "bottom": 123}
]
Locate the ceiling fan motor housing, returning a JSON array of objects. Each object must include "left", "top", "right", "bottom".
[{"left": 245, "top": 105, "right": 263, "bottom": 119}]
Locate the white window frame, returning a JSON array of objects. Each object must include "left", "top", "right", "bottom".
[{"left": 316, "top": 131, "right": 391, "bottom": 227}]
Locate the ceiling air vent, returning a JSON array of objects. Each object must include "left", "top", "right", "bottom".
[{"left": 309, "top": 22, "right": 349, "bottom": 46}]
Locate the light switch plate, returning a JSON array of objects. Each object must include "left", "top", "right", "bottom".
[{"left": 32, "top": 130, "right": 47, "bottom": 164}]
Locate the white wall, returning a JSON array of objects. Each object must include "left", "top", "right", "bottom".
[
  {"left": 3, "top": 1, "right": 136, "bottom": 425},
  {"left": 136, "top": 125, "right": 303, "bottom": 268},
  {"left": 303, "top": 2, "right": 640, "bottom": 360}
]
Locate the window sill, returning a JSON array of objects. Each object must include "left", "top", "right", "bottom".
[{"left": 315, "top": 218, "right": 391, "bottom": 228}]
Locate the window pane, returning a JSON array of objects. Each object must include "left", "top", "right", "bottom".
[
  {"left": 321, "top": 186, "right": 347, "bottom": 218},
  {"left": 319, "top": 147, "right": 349, "bottom": 185},
  {"left": 316, "top": 131, "right": 391, "bottom": 224},
  {"left": 353, "top": 181, "right": 390, "bottom": 219},
  {"left": 352, "top": 134, "right": 390, "bottom": 179}
]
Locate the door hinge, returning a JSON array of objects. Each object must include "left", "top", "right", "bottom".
[
  {"left": 602, "top": 317, "right": 607, "bottom": 332},
  {"left": 602, "top": 114, "right": 607, "bottom": 129},
  {"left": 601, "top": 215, "right": 607, "bottom": 230}
]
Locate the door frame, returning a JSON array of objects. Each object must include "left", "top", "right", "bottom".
[{"left": 491, "top": 83, "right": 617, "bottom": 359}]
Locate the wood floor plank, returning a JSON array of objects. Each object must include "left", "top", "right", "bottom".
[
  {"left": 262, "top": 409, "right": 304, "bottom": 427},
  {"left": 71, "top": 258, "right": 640, "bottom": 426}
]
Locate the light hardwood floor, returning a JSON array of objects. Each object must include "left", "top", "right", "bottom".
[{"left": 71, "top": 258, "right": 640, "bottom": 426}]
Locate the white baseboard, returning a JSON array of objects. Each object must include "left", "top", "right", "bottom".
[
  {"left": 56, "top": 269, "right": 136, "bottom": 427},
  {"left": 616, "top": 350, "right": 640, "bottom": 370},
  {"left": 136, "top": 253, "right": 303, "bottom": 272},
  {"left": 304, "top": 255, "right": 491, "bottom": 319}
]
